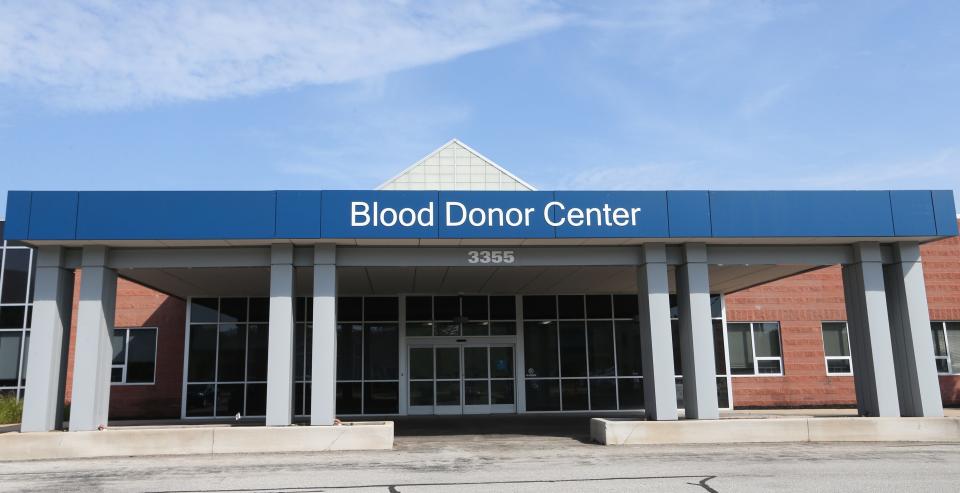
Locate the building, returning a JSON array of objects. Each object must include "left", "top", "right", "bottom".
[{"left": 2, "top": 140, "right": 958, "bottom": 433}]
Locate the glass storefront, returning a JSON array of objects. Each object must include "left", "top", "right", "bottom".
[{"left": 182, "top": 292, "right": 731, "bottom": 418}]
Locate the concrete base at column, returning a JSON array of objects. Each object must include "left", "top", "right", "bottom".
[
  {"left": 591, "top": 417, "right": 960, "bottom": 445},
  {"left": 0, "top": 422, "right": 393, "bottom": 461}
]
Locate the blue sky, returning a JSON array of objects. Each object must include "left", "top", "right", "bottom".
[{"left": 1, "top": 1, "right": 958, "bottom": 214}]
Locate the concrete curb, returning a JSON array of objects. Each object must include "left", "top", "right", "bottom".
[
  {"left": 591, "top": 417, "right": 960, "bottom": 445},
  {"left": 0, "top": 421, "right": 393, "bottom": 461}
]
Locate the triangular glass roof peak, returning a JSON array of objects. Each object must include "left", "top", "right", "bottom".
[{"left": 377, "top": 139, "right": 536, "bottom": 191}]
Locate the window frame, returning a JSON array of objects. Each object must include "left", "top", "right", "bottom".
[
  {"left": 111, "top": 327, "right": 158, "bottom": 386},
  {"left": 932, "top": 320, "right": 959, "bottom": 375},
  {"left": 728, "top": 321, "right": 784, "bottom": 377},
  {"left": 821, "top": 321, "right": 853, "bottom": 376},
  {"left": 0, "top": 241, "right": 34, "bottom": 400}
]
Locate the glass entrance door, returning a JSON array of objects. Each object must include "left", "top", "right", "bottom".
[{"left": 407, "top": 343, "right": 516, "bottom": 415}]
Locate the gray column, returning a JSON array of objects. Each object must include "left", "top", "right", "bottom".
[
  {"left": 310, "top": 245, "right": 337, "bottom": 426},
  {"left": 637, "top": 244, "right": 678, "bottom": 421},
  {"left": 841, "top": 243, "right": 900, "bottom": 417},
  {"left": 69, "top": 247, "right": 118, "bottom": 431},
  {"left": 21, "top": 247, "right": 75, "bottom": 432},
  {"left": 266, "top": 244, "right": 295, "bottom": 426},
  {"left": 884, "top": 242, "right": 943, "bottom": 417},
  {"left": 676, "top": 244, "right": 719, "bottom": 420}
]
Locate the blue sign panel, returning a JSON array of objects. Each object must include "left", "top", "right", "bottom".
[
  {"left": 321, "top": 190, "right": 439, "bottom": 238},
  {"left": 29, "top": 192, "right": 79, "bottom": 240},
  {"left": 709, "top": 191, "right": 896, "bottom": 237},
  {"left": 551, "top": 191, "right": 668, "bottom": 238},
  {"left": 4, "top": 189, "right": 956, "bottom": 241},
  {"left": 75, "top": 191, "right": 276, "bottom": 240}
]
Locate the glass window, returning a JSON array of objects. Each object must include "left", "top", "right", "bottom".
[
  {"left": 727, "top": 323, "right": 755, "bottom": 375},
  {"left": 615, "top": 320, "right": 642, "bottom": 377},
  {"left": 523, "top": 295, "right": 556, "bottom": 320},
  {"left": 523, "top": 321, "right": 558, "bottom": 378},
  {"left": 217, "top": 324, "right": 246, "bottom": 381},
  {"left": 337, "top": 323, "right": 363, "bottom": 380},
  {"left": 245, "top": 383, "right": 267, "bottom": 416},
  {"left": 218, "top": 298, "right": 247, "bottom": 323},
  {"left": 364, "top": 382, "right": 398, "bottom": 414},
  {"left": 433, "top": 296, "right": 459, "bottom": 321},
  {"left": 559, "top": 321, "right": 587, "bottom": 377},
  {"left": 364, "top": 297, "right": 398, "bottom": 321},
  {"left": 111, "top": 328, "right": 157, "bottom": 384},
  {"left": 822, "top": 322, "right": 852, "bottom": 375},
  {"left": 188, "top": 324, "right": 217, "bottom": 382},
  {"left": 587, "top": 321, "right": 615, "bottom": 377},
  {"left": 337, "top": 382, "right": 362, "bottom": 414},
  {"left": 461, "top": 296, "right": 488, "bottom": 321},
  {"left": 246, "top": 324, "right": 269, "bottom": 381},
  {"left": 185, "top": 384, "right": 215, "bottom": 417},
  {"left": 727, "top": 322, "right": 783, "bottom": 375},
  {"left": 524, "top": 380, "right": 560, "bottom": 411},
  {"left": 489, "top": 296, "right": 516, "bottom": 320},
  {"left": 216, "top": 383, "right": 244, "bottom": 417},
  {"left": 713, "top": 320, "right": 727, "bottom": 376},
  {"left": 406, "top": 296, "right": 432, "bottom": 321},
  {"left": 585, "top": 295, "right": 612, "bottom": 319},
  {"left": 126, "top": 328, "right": 157, "bottom": 383},
  {"left": 561, "top": 379, "right": 588, "bottom": 410},
  {"left": 0, "top": 332, "right": 21, "bottom": 387},
  {"left": 589, "top": 379, "right": 617, "bottom": 410},
  {"left": 337, "top": 297, "right": 363, "bottom": 321},
  {"left": 1, "top": 248, "right": 30, "bottom": 304},
  {"left": 248, "top": 298, "right": 269, "bottom": 322},
  {"left": 947, "top": 322, "right": 960, "bottom": 374},
  {"left": 557, "top": 295, "right": 584, "bottom": 319},
  {"left": 612, "top": 294, "right": 639, "bottom": 319},
  {"left": 754, "top": 323, "right": 781, "bottom": 357},
  {"left": 190, "top": 298, "right": 219, "bottom": 323},
  {"left": 0, "top": 306, "right": 25, "bottom": 329},
  {"left": 617, "top": 377, "right": 644, "bottom": 410},
  {"left": 364, "top": 323, "right": 398, "bottom": 380}
]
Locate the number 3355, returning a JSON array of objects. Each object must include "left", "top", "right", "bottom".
[{"left": 467, "top": 250, "right": 515, "bottom": 264}]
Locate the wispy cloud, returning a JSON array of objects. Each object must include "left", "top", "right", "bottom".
[
  {"left": 738, "top": 83, "right": 791, "bottom": 118},
  {"left": 0, "top": 0, "right": 567, "bottom": 110}
]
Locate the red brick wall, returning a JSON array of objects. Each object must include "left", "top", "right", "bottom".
[
  {"left": 64, "top": 272, "right": 185, "bottom": 420},
  {"left": 726, "top": 221, "right": 960, "bottom": 408}
]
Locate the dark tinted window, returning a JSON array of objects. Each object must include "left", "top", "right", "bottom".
[
  {"left": 337, "top": 297, "right": 363, "bottom": 321},
  {"left": 187, "top": 325, "right": 217, "bottom": 381},
  {"left": 433, "top": 296, "right": 459, "bottom": 320},
  {"left": 246, "top": 324, "right": 269, "bottom": 381},
  {"left": 587, "top": 321, "right": 615, "bottom": 376},
  {"left": 523, "top": 321, "right": 558, "bottom": 378},
  {"left": 585, "top": 295, "right": 612, "bottom": 319},
  {"left": 126, "top": 328, "right": 156, "bottom": 383},
  {"left": 364, "top": 323, "right": 398, "bottom": 380},
  {"left": 615, "top": 320, "right": 643, "bottom": 377},
  {"left": 364, "top": 382, "right": 398, "bottom": 414},
  {"left": 219, "top": 298, "right": 247, "bottom": 323},
  {"left": 364, "top": 297, "right": 398, "bottom": 321},
  {"left": 405, "top": 296, "right": 432, "bottom": 321},
  {"left": 217, "top": 324, "right": 246, "bottom": 381},
  {"left": 337, "top": 323, "right": 363, "bottom": 380},
  {"left": 1, "top": 249, "right": 30, "bottom": 304},
  {"left": 0, "top": 306, "right": 25, "bottom": 328},
  {"left": 559, "top": 321, "right": 587, "bottom": 377},
  {"left": 489, "top": 296, "right": 516, "bottom": 320},
  {"left": 524, "top": 380, "right": 560, "bottom": 411},
  {"left": 337, "top": 382, "right": 362, "bottom": 414},
  {"left": 561, "top": 379, "right": 588, "bottom": 410},
  {"left": 191, "top": 299, "right": 219, "bottom": 323},
  {"left": 245, "top": 383, "right": 267, "bottom": 415},
  {"left": 523, "top": 295, "right": 556, "bottom": 320},
  {"left": 461, "top": 296, "right": 488, "bottom": 321},
  {"left": 589, "top": 379, "right": 617, "bottom": 410},
  {"left": 185, "top": 384, "right": 214, "bottom": 417},
  {"left": 558, "top": 295, "right": 584, "bottom": 319},
  {"left": 613, "top": 295, "right": 639, "bottom": 319},
  {"left": 248, "top": 298, "right": 269, "bottom": 322}
]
